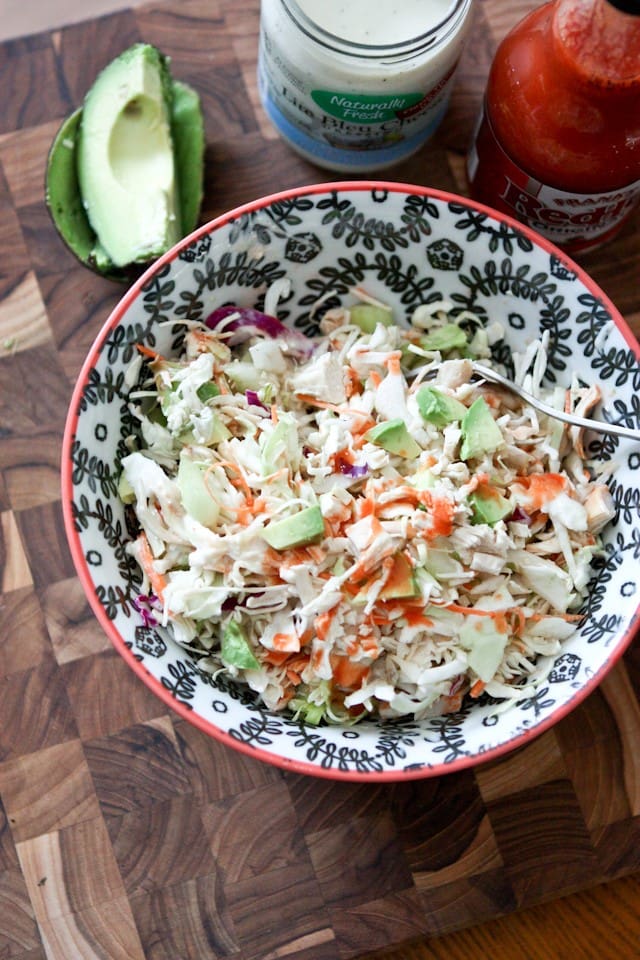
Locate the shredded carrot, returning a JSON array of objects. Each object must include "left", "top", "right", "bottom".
[
  {"left": 344, "top": 366, "right": 362, "bottom": 398},
  {"left": 329, "top": 654, "right": 370, "bottom": 690},
  {"left": 271, "top": 403, "right": 279, "bottom": 424},
  {"left": 136, "top": 532, "right": 167, "bottom": 602},
  {"left": 136, "top": 343, "right": 163, "bottom": 360},
  {"left": 271, "top": 632, "right": 300, "bottom": 652},
  {"left": 368, "top": 370, "right": 382, "bottom": 389},
  {"left": 470, "top": 679, "right": 487, "bottom": 699},
  {"left": 384, "top": 351, "right": 402, "bottom": 375},
  {"left": 314, "top": 606, "right": 338, "bottom": 642},
  {"left": 207, "top": 460, "right": 253, "bottom": 502}
]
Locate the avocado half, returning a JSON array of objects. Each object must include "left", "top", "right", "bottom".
[{"left": 45, "top": 44, "right": 204, "bottom": 281}]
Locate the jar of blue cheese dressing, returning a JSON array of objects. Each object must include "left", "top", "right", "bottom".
[{"left": 258, "top": 0, "right": 473, "bottom": 171}]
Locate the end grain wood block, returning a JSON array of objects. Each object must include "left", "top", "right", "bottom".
[
  {"left": 0, "top": 34, "right": 71, "bottom": 134},
  {"left": 84, "top": 717, "right": 192, "bottom": 818},
  {"left": 0, "top": 658, "right": 79, "bottom": 762},
  {"left": 487, "top": 779, "right": 603, "bottom": 905},
  {"left": 0, "top": 739, "right": 101, "bottom": 843}
]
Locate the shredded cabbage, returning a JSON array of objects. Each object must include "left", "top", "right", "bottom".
[{"left": 120, "top": 293, "right": 615, "bottom": 723}]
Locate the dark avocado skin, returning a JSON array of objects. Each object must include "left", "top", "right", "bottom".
[
  {"left": 45, "top": 68, "right": 204, "bottom": 282},
  {"left": 45, "top": 109, "right": 133, "bottom": 282}
]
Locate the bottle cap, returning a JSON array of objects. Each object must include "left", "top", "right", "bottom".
[{"left": 606, "top": 0, "right": 640, "bottom": 13}]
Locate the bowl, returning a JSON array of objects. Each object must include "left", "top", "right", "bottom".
[{"left": 61, "top": 181, "right": 640, "bottom": 781}]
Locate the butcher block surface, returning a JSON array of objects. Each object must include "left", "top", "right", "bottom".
[{"left": 0, "top": 1, "right": 639, "bottom": 958}]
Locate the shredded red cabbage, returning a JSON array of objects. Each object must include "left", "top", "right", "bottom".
[
  {"left": 205, "top": 306, "right": 314, "bottom": 357},
  {"left": 246, "top": 389, "right": 269, "bottom": 411},
  {"left": 340, "top": 462, "right": 368, "bottom": 478},
  {"left": 509, "top": 505, "right": 532, "bottom": 525}
]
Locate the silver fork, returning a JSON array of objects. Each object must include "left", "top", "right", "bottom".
[{"left": 415, "top": 362, "right": 640, "bottom": 442}]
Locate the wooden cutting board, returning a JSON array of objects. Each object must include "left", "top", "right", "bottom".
[{"left": 0, "top": 1, "right": 639, "bottom": 958}]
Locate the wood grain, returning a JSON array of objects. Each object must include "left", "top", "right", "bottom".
[{"left": 0, "top": 0, "right": 638, "bottom": 958}]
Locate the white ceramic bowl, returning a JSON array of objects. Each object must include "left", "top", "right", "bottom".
[{"left": 61, "top": 182, "right": 640, "bottom": 781}]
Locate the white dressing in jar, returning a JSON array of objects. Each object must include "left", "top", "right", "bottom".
[{"left": 258, "top": 0, "right": 473, "bottom": 171}]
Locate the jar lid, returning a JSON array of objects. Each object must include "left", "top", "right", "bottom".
[{"left": 606, "top": 0, "right": 640, "bottom": 13}]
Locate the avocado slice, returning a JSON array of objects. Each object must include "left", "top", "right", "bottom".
[
  {"left": 460, "top": 397, "right": 504, "bottom": 461},
  {"left": 177, "top": 455, "right": 220, "bottom": 527},
  {"left": 419, "top": 324, "right": 468, "bottom": 353},
  {"left": 379, "top": 553, "right": 418, "bottom": 600},
  {"left": 459, "top": 617, "right": 508, "bottom": 683},
  {"left": 78, "top": 43, "right": 181, "bottom": 267},
  {"left": 262, "top": 505, "right": 325, "bottom": 550},
  {"left": 221, "top": 621, "right": 260, "bottom": 670},
  {"left": 468, "top": 485, "right": 512, "bottom": 525},
  {"left": 44, "top": 109, "right": 131, "bottom": 282},
  {"left": 45, "top": 44, "right": 204, "bottom": 279},
  {"left": 416, "top": 385, "right": 468, "bottom": 427},
  {"left": 170, "top": 79, "right": 205, "bottom": 236},
  {"left": 349, "top": 303, "right": 394, "bottom": 333},
  {"left": 365, "top": 419, "right": 421, "bottom": 459}
]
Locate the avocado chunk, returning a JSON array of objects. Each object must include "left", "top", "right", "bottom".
[
  {"left": 177, "top": 455, "right": 220, "bottom": 527},
  {"left": 416, "top": 385, "right": 468, "bottom": 427},
  {"left": 459, "top": 617, "right": 508, "bottom": 683},
  {"left": 420, "top": 324, "right": 467, "bottom": 353},
  {"left": 78, "top": 43, "right": 181, "bottom": 267},
  {"left": 379, "top": 553, "right": 418, "bottom": 600},
  {"left": 365, "top": 419, "right": 421, "bottom": 459},
  {"left": 349, "top": 303, "right": 394, "bottom": 333},
  {"left": 262, "top": 505, "right": 325, "bottom": 550},
  {"left": 468, "top": 485, "right": 512, "bottom": 525},
  {"left": 460, "top": 397, "right": 503, "bottom": 461},
  {"left": 221, "top": 621, "right": 260, "bottom": 670}
]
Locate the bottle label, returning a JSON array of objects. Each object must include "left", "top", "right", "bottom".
[
  {"left": 258, "top": 26, "right": 458, "bottom": 168},
  {"left": 468, "top": 109, "right": 640, "bottom": 253}
]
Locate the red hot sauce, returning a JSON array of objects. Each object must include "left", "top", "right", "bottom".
[{"left": 467, "top": 0, "right": 640, "bottom": 253}]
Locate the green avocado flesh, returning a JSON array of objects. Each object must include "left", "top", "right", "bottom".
[{"left": 45, "top": 43, "right": 204, "bottom": 279}]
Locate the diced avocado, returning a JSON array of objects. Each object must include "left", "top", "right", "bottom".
[
  {"left": 170, "top": 80, "right": 205, "bottom": 236},
  {"left": 468, "top": 485, "right": 512, "bottom": 526},
  {"left": 419, "top": 324, "right": 467, "bottom": 353},
  {"left": 261, "top": 414, "right": 299, "bottom": 475},
  {"left": 78, "top": 44, "right": 181, "bottom": 267},
  {"left": 459, "top": 617, "right": 508, "bottom": 683},
  {"left": 196, "top": 382, "right": 220, "bottom": 403},
  {"left": 410, "top": 466, "right": 436, "bottom": 491},
  {"left": 262, "top": 505, "right": 325, "bottom": 550},
  {"left": 416, "top": 385, "right": 468, "bottom": 427},
  {"left": 177, "top": 455, "right": 219, "bottom": 527},
  {"left": 225, "top": 361, "right": 262, "bottom": 391},
  {"left": 460, "top": 397, "right": 503, "bottom": 461},
  {"left": 117, "top": 471, "right": 136, "bottom": 504},
  {"left": 364, "top": 419, "right": 421, "bottom": 459},
  {"left": 221, "top": 621, "right": 260, "bottom": 670},
  {"left": 349, "top": 303, "right": 394, "bottom": 333},
  {"left": 206, "top": 415, "right": 232, "bottom": 445},
  {"left": 380, "top": 553, "right": 418, "bottom": 600}
]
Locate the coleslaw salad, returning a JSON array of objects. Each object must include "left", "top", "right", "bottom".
[{"left": 117, "top": 286, "right": 616, "bottom": 725}]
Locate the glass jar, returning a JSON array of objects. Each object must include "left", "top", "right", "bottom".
[
  {"left": 467, "top": 0, "right": 640, "bottom": 253},
  {"left": 258, "top": 0, "right": 473, "bottom": 172}
]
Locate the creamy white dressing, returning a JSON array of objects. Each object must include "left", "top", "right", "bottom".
[{"left": 296, "top": 0, "right": 456, "bottom": 46}]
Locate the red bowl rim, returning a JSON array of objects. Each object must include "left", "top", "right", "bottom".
[{"left": 61, "top": 179, "right": 640, "bottom": 781}]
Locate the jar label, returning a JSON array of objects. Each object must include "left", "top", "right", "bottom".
[
  {"left": 468, "top": 109, "right": 640, "bottom": 253},
  {"left": 258, "top": 24, "right": 460, "bottom": 168},
  {"left": 310, "top": 90, "right": 426, "bottom": 124}
]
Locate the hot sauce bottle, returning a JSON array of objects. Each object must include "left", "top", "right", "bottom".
[{"left": 467, "top": 0, "right": 640, "bottom": 253}]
